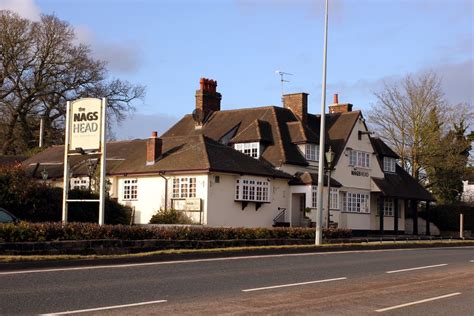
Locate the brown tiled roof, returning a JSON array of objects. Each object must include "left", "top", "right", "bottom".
[
  {"left": 372, "top": 165, "right": 435, "bottom": 201},
  {"left": 289, "top": 172, "right": 342, "bottom": 187},
  {"left": 230, "top": 119, "right": 273, "bottom": 144},
  {"left": 306, "top": 111, "right": 361, "bottom": 166},
  {"left": 22, "top": 136, "right": 292, "bottom": 180},
  {"left": 163, "top": 106, "right": 361, "bottom": 169},
  {"left": 370, "top": 137, "right": 399, "bottom": 158},
  {"left": 287, "top": 121, "right": 319, "bottom": 144}
]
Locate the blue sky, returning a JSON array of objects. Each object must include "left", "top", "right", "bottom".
[{"left": 1, "top": 0, "right": 473, "bottom": 139}]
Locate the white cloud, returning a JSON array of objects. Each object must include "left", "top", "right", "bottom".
[
  {"left": 113, "top": 112, "right": 177, "bottom": 140},
  {"left": 75, "top": 25, "right": 142, "bottom": 74},
  {"left": 0, "top": 0, "right": 40, "bottom": 20}
]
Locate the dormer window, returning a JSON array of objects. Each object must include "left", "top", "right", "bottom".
[
  {"left": 234, "top": 142, "right": 260, "bottom": 158},
  {"left": 383, "top": 157, "right": 396, "bottom": 173},
  {"left": 305, "top": 143, "right": 319, "bottom": 161}
]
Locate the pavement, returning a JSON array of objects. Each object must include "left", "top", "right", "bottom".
[{"left": 1, "top": 246, "right": 473, "bottom": 315}]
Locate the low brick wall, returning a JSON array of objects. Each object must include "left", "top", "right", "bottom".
[{"left": 0, "top": 238, "right": 314, "bottom": 256}]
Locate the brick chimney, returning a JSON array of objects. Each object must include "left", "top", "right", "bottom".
[
  {"left": 146, "top": 131, "right": 162, "bottom": 165},
  {"left": 283, "top": 93, "right": 308, "bottom": 123},
  {"left": 329, "top": 93, "right": 353, "bottom": 113},
  {"left": 195, "top": 77, "right": 222, "bottom": 120}
]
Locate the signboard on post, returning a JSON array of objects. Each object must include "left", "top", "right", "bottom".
[
  {"left": 62, "top": 98, "right": 107, "bottom": 225},
  {"left": 69, "top": 98, "right": 102, "bottom": 151}
]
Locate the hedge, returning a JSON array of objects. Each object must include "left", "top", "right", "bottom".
[
  {"left": 419, "top": 202, "right": 474, "bottom": 231},
  {"left": 0, "top": 222, "right": 352, "bottom": 243}
]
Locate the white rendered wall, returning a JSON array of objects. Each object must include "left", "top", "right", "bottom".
[
  {"left": 207, "top": 173, "right": 289, "bottom": 227},
  {"left": 116, "top": 174, "right": 208, "bottom": 225}
]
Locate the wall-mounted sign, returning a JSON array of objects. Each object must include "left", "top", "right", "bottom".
[
  {"left": 351, "top": 169, "right": 369, "bottom": 177},
  {"left": 68, "top": 98, "right": 102, "bottom": 151},
  {"left": 172, "top": 198, "right": 202, "bottom": 211}
]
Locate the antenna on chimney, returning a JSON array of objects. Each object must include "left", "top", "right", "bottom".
[{"left": 275, "top": 70, "right": 293, "bottom": 105}]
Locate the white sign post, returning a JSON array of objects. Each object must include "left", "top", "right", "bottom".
[{"left": 62, "top": 98, "right": 107, "bottom": 225}]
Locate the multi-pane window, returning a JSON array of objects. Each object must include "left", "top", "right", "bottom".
[
  {"left": 70, "top": 178, "right": 89, "bottom": 190},
  {"left": 305, "top": 144, "right": 319, "bottom": 161},
  {"left": 349, "top": 150, "right": 370, "bottom": 168},
  {"left": 342, "top": 192, "right": 370, "bottom": 213},
  {"left": 377, "top": 198, "right": 398, "bottom": 216},
  {"left": 123, "top": 179, "right": 138, "bottom": 200},
  {"left": 383, "top": 157, "right": 396, "bottom": 173},
  {"left": 172, "top": 177, "right": 197, "bottom": 198},
  {"left": 312, "top": 186, "right": 318, "bottom": 207},
  {"left": 313, "top": 187, "right": 339, "bottom": 209},
  {"left": 235, "top": 178, "right": 270, "bottom": 202},
  {"left": 330, "top": 188, "right": 339, "bottom": 209},
  {"left": 234, "top": 142, "right": 260, "bottom": 158}
]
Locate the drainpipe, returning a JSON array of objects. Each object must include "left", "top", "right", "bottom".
[{"left": 158, "top": 172, "right": 168, "bottom": 211}]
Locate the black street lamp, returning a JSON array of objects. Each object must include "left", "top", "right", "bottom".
[{"left": 325, "top": 146, "right": 335, "bottom": 229}]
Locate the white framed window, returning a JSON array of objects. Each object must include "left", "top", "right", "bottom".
[
  {"left": 377, "top": 198, "right": 399, "bottom": 217},
  {"left": 330, "top": 188, "right": 339, "bottom": 209},
  {"left": 349, "top": 150, "right": 370, "bottom": 168},
  {"left": 172, "top": 177, "right": 197, "bottom": 198},
  {"left": 305, "top": 144, "right": 319, "bottom": 161},
  {"left": 123, "top": 179, "right": 138, "bottom": 200},
  {"left": 234, "top": 142, "right": 260, "bottom": 158},
  {"left": 70, "top": 177, "right": 89, "bottom": 191},
  {"left": 342, "top": 192, "right": 370, "bottom": 213},
  {"left": 235, "top": 178, "right": 270, "bottom": 202},
  {"left": 383, "top": 157, "right": 396, "bottom": 173},
  {"left": 312, "top": 186, "right": 318, "bottom": 207}
]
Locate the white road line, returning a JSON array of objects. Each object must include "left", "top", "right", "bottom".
[
  {"left": 1, "top": 247, "right": 472, "bottom": 276},
  {"left": 242, "top": 277, "right": 347, "bottom": 292},
  {"left": 375, "top": 292, "right": 461, "bottom": 312},
  {"left": 39, "top": 299, "right": 167, "bottom": 315},
  {"left": 386, "top": 263, "right": 448, "bottom": 274}
]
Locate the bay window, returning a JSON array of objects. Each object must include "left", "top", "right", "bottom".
[
  {"left": 342, "top": 192, "right": 370, "bottom": 213},
  {"left": 235, "top": 178, "right": 270, "bottom": 202}
]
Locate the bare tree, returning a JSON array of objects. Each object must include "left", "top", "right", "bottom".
[
  {"left": 370, "top": 72, "right": 444, "bottom": 180},
  {"left": 0, "top": 11, "right": 145, "bottom": 154}
]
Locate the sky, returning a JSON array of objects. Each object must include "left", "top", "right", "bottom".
[{"left": 1, "top": 0, "right": 473, "bottom": 140}]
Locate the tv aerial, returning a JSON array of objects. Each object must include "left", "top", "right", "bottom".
[{"left": 275, "top": 70, "right": 293, "bottom": 104}]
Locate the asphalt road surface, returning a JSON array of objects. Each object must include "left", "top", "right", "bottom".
[{"left": 1, "top": 247, "right": 473, "bottom": 315}]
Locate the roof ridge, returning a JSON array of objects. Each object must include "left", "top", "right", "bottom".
[
  {"left": 200, "top": 135, "right": 211, "bottom": 169},
  {"left": 229, "top": 108, "right": 273, "bottom": 142},
  {"left": 271, "top": 106, "right": 287, "bottom": 166},
  {"left": 215, "top": 105, "right": 277, "bottom": 113}
]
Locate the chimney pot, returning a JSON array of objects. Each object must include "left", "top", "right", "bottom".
[
  {"left": 195, "top": 77, "right": 222, "bottom": 120},
  {"left": 151, "top": 131, "right": 158, "bottom": 138},
  {"left": 333, "top": 93, "right": 339, "bottom": 104}
]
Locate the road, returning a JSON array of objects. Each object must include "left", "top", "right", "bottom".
[{"left": 1, "top": 247, "right": 473, "bottom": 315}]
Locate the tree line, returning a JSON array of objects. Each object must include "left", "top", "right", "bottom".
[
  {"left": 0, "top": 11, "right": 145, "bottom": 155},
  {"left": 369, "top": 72, "right": 473, "bottom": 204}
]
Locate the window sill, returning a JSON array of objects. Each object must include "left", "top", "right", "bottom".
[{"left": 341, "top": 211, "right": 370, "bottom": 215}]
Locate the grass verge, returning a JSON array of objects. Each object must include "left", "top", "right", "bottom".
[{"left": 1, "top": 239, "right": 473, "bottom": 263}]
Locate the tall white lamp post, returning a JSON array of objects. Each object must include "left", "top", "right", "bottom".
[{"left": 315, "top": 0, "right": 329, "bottom": 245}]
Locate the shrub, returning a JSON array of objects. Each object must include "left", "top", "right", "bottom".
[
  {"left": 0, "top": 222, "right": 352, "bottom": 243},
  {"left": 149, "top": 209, "right": 195, "bottom": 225},
  {"left": 0, "top": 165, "right": 132, "bottom": 224}
]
